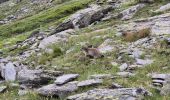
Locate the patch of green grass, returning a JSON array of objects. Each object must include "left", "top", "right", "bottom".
[{"left": 0, "top": 0, "right": 94, "bottom": 39}]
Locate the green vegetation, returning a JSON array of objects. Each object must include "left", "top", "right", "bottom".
[{"left": 0, "top": 0, "right": 94, "bottom": 39}]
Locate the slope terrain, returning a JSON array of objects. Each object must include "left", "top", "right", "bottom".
[{"left": 1, "top": 0, "right": 170, "bottom": 100}]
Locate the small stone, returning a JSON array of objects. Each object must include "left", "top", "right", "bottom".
[
  {"left": 119, "top": 63, "right": 128, "bottom": 71},
  {"left": 77, "top": 79, "right": 103, "bottom": 87},
  {"left": 55, "top": 74, "right": 79, "bottom": 85}
]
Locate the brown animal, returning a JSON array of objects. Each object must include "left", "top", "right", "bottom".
[
  {"left": 81, "top": 45, "right": 104, "bottom": 59},
  {"left": 122, "top": 28, "right": 150, "bottom": 42}
]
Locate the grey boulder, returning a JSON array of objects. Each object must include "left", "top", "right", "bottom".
[
  {"left": 55, "top": 74, "right": 79, "bottom": 85},
  {"left": 37, "top": 82, "right": 78, "bottom": 98}
]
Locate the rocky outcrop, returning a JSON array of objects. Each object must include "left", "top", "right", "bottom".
[
  {"left": 67, "top": 88, "right": 151, "bottom": 100},
  {"left": 103, "top": 3, "right": 145, "bottom": 21},
  {"left": 117, "top": 4, "right": 146, "bottom": 20},
  {"left": 51, "top": 4, "right": 112, "bottom": 34},
  {"left": 117, "top": 13, "right": 170, "bottom": 35}
]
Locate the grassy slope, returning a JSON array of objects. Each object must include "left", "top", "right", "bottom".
[
  {"left": 1, "top": 0, "right": 170, "bottom": 100},
  {"left": 0, "top": 0, "right": 94, "bottom": 39},
  {"left": 0, "top": 0, "right": 94, "bottom": 50}
]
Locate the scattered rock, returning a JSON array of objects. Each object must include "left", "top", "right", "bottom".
[
  {"left": 77, "top": 79, "right": 103, "bottom": 87},
  {"left": 55, "top": 74, "right": 79, "bottom": 85}
]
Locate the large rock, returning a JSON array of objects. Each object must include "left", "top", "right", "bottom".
[
  {"left": 117, "top": 4, "right": 145, "bottom": 20},
  {"left": 119, "top": 63, "right": 128, "bottom": 71},
  {"left": 67, "top": 88, "right": 151, "bottom": 100},
  {"left": 55, "top": 74, "right": 79, "bottom": 85},
  {"left": 39, "top": 29, "right": 75, "bottom": 49},
  {"left": 51, "top": 4, "right": 112, "bottom": 34},
  {"left": 37, "top": 82, "right": 78, "bottom": 98},
  {"left": 1, "top": 62, "right": 16, "bottom": 81},
  {"left": 17, "top": 69, "right": 63, "bottom": 87}
]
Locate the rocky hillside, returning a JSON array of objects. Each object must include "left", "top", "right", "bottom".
[{"left": 1, "top": 0, "right": 170, "bottom": 99}]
